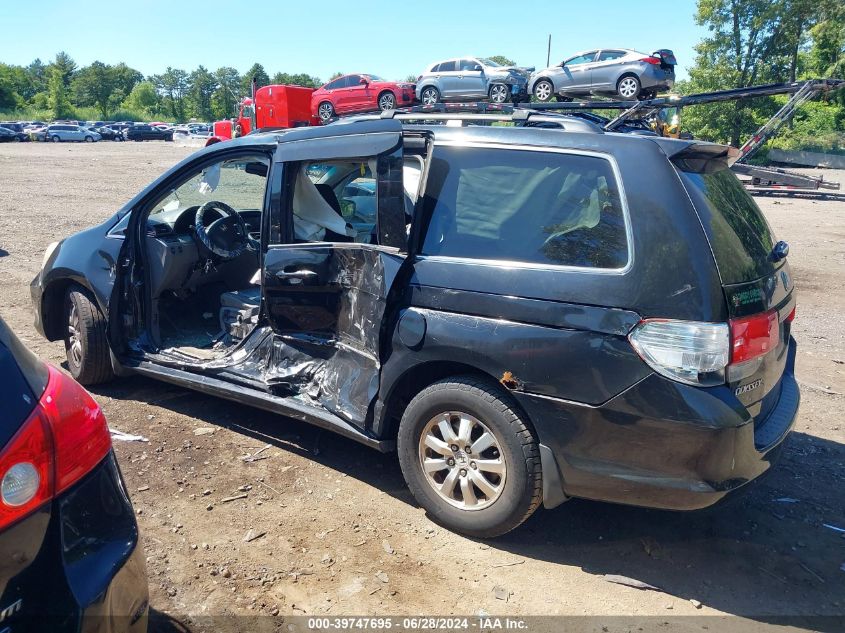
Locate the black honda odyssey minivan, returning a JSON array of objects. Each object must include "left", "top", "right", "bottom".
[{"left": 31, "top": 115, "right": 798, "bottom": 536}]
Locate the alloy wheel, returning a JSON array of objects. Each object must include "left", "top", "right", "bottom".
[
  {"left": 318, "top": 102, "right": 334, "bottom": 122},
  {"left": 418, "top": 411, "right": 506, "bottom": 511},
  {"left": 421, "top": 88, "right": 438, "bottom": 106},
  {"left": 378, "top": 93, "right": 395, "bottom": 111},
  {"left": 489, "top": 84, "right": 508, "bottom": 104},
  {"left": 534, "top": 81, "right": 552, "bottom": 102},
  {"left": 618, "top": 77, "right": 639, "bottom": 99},
  {"left": 67, "top": 304, "right": 83, "bottom": 368}
]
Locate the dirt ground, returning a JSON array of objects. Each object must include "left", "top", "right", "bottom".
[{"left": 0, "top": 142, "right": 843, "bottom": 631}]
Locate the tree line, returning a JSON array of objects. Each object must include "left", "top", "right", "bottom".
[
  {"left": 677, "top": 0, "right": 844, "bottom": 155},
  {"left": 0, "top": 55, "right": 322, "bottom": 122}
]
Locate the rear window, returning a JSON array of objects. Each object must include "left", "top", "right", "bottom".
[
  {"left": 420, "top": 146, "right": 629, "bottom": 269},
  {"left": 677, "top": 168, "right": 776, "bottom": 283}
]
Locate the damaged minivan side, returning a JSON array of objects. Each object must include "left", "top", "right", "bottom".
[{"left": 32, "top": 117, "right": 799, "bottom": 537}]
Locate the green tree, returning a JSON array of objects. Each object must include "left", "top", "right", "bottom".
[
  {"left": 122, "top": 81, "right": 160, "bottom": 118},
  {"left": 153, "top": 67, "right": 189, "bottom": 122},
  {"left": 50, "top": 51, "right": 77, "bottom": 87},
  {"left": 211, "top": 66, "right": 241, "bottom": 119},
  {"left": 187, "top": 65, "right": 217, "bottom": 121},
  {"left": 72, "top": 62, "right": 121, "bottom": 119},
  {"left": 47, "top": 66, "right": 73, "bottom": 119},
  {"left": 486, "top": 55, "right": 516, "bottom": 66},
  {"left": 271, "top": 72, "right": 322, "bottom": 88},
  {"left": 329, "top": 71, "right": 344, "bottom": 80},
  {"left": 241, "top": 63, "right": 270, "bottom": 95}
]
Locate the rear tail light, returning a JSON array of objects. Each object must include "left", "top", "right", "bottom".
[
  {"left": 630, "top": 308, "right": 790, "bottom": 387},
  {"left": 729, "top": 310, "right": 778, "bottom": 364},
  {"left": 640, "top": 57, "right": 661, "bottom": 65},
  {"left": 628, "top": 320, "right": 729, "bottom": 386},
  {"left": 0, "top": 366, "right": 111, "bottom": 530}
]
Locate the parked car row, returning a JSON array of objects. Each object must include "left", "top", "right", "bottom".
[{"left": 0, "top": 119, "right": 214, "bottom": 143}]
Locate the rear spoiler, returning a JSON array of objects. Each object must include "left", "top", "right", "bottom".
[{"left": 653, "top": 140, "right": 741, "bottom": 173}]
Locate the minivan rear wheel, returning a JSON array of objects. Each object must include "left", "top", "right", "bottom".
[
  {"left": 397, "top": 376, "right": 542, "bottom": 538},
  {"left": 64, "top": 286, "right": 114, "bottom": 385},
  {"left": 51, "top": 135, "right": 60, "bottom": 143}
]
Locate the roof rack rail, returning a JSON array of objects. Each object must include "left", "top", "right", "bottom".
[{"left": 378, "top": 103, "right": 605, "bottom": 132}]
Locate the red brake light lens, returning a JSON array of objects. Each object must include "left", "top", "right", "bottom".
[
  {"left": 0, "top": 366, "right": 111, "bottom": 530},
  {"left": 786, "top": 307, "right": 796, "bottom": 323},
  {"left": 40, "top": 366, "right": 111, "bottom": 494},
  {"left": 729, "top": 310, "right": 779, "bottom": 364},
  {"left": 641, "top": 56, "right": 661, "bottom": 65}
]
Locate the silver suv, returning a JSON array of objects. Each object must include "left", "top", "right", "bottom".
[
  {"left": 415, "top": 57, "right": 531, "bottom": 105},
  {"left": 529, "top": 49, "right": 676, "bottom": 101}
]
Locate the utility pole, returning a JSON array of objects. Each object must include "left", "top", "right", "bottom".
[{"left": 547, "top": 34, "right": 551, "bottom": 67}]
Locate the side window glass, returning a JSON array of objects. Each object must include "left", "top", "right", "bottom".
[
  {"left": 598, "top": 50, "right": 626, "bottom": 62},
  {"left": 438, "top": 61, "right": 456, "bottom": 72},
  {"left": 459, "top": 59, "right": 477, "bottom": 71},
  {"left": 420, "top": 147, "right": 628, "bottom": 269},
  {"left": 346, "top": 75, "right": 360, "bottom": 87},
  {"left": 292, "top": 153, "right": 407, "bottom": 248},
  {"left": 568, "top": 53, "right": 597, "bottom": 65}
]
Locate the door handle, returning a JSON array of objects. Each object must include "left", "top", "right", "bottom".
[
  {"left": 276, "top": 269, "right": 317, "bottom": 279},
  {"left": 275, "top": 269, "right": 318, "bottom": 283}
]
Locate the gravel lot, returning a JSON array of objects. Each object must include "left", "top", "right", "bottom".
[{"left": 0, "top": 142, "right": 843, "bottom": 631}]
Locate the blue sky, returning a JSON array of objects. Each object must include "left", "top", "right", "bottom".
[{"left": 1, "top": 0, "right": 705, "bottom": 83}]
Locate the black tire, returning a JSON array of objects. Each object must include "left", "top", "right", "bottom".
[
  {"left": 64, "top": 286, "right": 114, "bottom": 385},
  {"left": 488, "top": 83, "right": 509, "bottom": 104},
  {"left": 616, "top": 74, "right": 641, "bottom": 99},
  {"left": 377, "top": 91, "right": 396, "bottom": 111},
  {"left": 51, "top": 135, "right": 60, "bottom": 143},
  {"left": 533, "top": 79, "right": 554, "bottom": 102},
  {"left": 84, "top": 135, "right": 93, "bottom": 142},
  {"left": 420, "top": 86, "right": 440, "bottom": 106},
  {"left": 397, "top": 376, "right": 542, "bottom": 538},
  {"left": 317, "top": 101, "right": 335, "bottom": 123}
]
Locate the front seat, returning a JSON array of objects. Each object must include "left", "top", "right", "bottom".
[{"left": 315, "top": 184, "right": 353, "bottom": 242}]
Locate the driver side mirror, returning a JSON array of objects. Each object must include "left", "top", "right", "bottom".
[
  {"left": 359, "top": 77, "right": 369, "bottom": 85},
  {"left": 473, "top": 64, "right": 483, "bottom": 71},
  {"left": 559, "top": 61, "right": 566, "bottom": 67}
]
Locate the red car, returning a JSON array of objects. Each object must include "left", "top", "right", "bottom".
[{"left": 311, "top": 74, "right": 415, "bottom": 123}]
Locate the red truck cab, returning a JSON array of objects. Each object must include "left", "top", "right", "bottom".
[{"left": 207, "top": 85, "right": 318, "bottom": 145}]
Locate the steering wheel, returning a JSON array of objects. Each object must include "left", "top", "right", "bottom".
[{"left": 194, "top": 201, "right": 258, "bottom": 260}]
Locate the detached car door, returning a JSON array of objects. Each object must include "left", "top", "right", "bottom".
[{"left": 262, "top": 120, "right": 409, "bottom": 424}]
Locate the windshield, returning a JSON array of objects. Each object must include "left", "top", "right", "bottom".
[{"left": 478, "top": 58, "right": 501, "bottom": 67}]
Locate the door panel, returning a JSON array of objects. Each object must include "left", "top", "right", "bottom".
[
  {"left": 264, "top": 119, "right": 408, "bottom": 425},
  {"left": 263, "top": 245, "right": 405, "bottom": 422},
  {"left": 457, "top": 60, "right": 485, "bottom": 98},
  {"left": 592, "top": 50, "right": 628, "bottom": 89}
]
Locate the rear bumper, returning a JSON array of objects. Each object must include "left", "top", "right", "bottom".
[
  {"left": 519, "top": 339, "right": 799, "bottom": 511},
  {"left": 1, "top": 453, "right": 148, "bottom": 632},
  {"left": 640, "top": 66, "right": 675, "bottom": 92}
]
